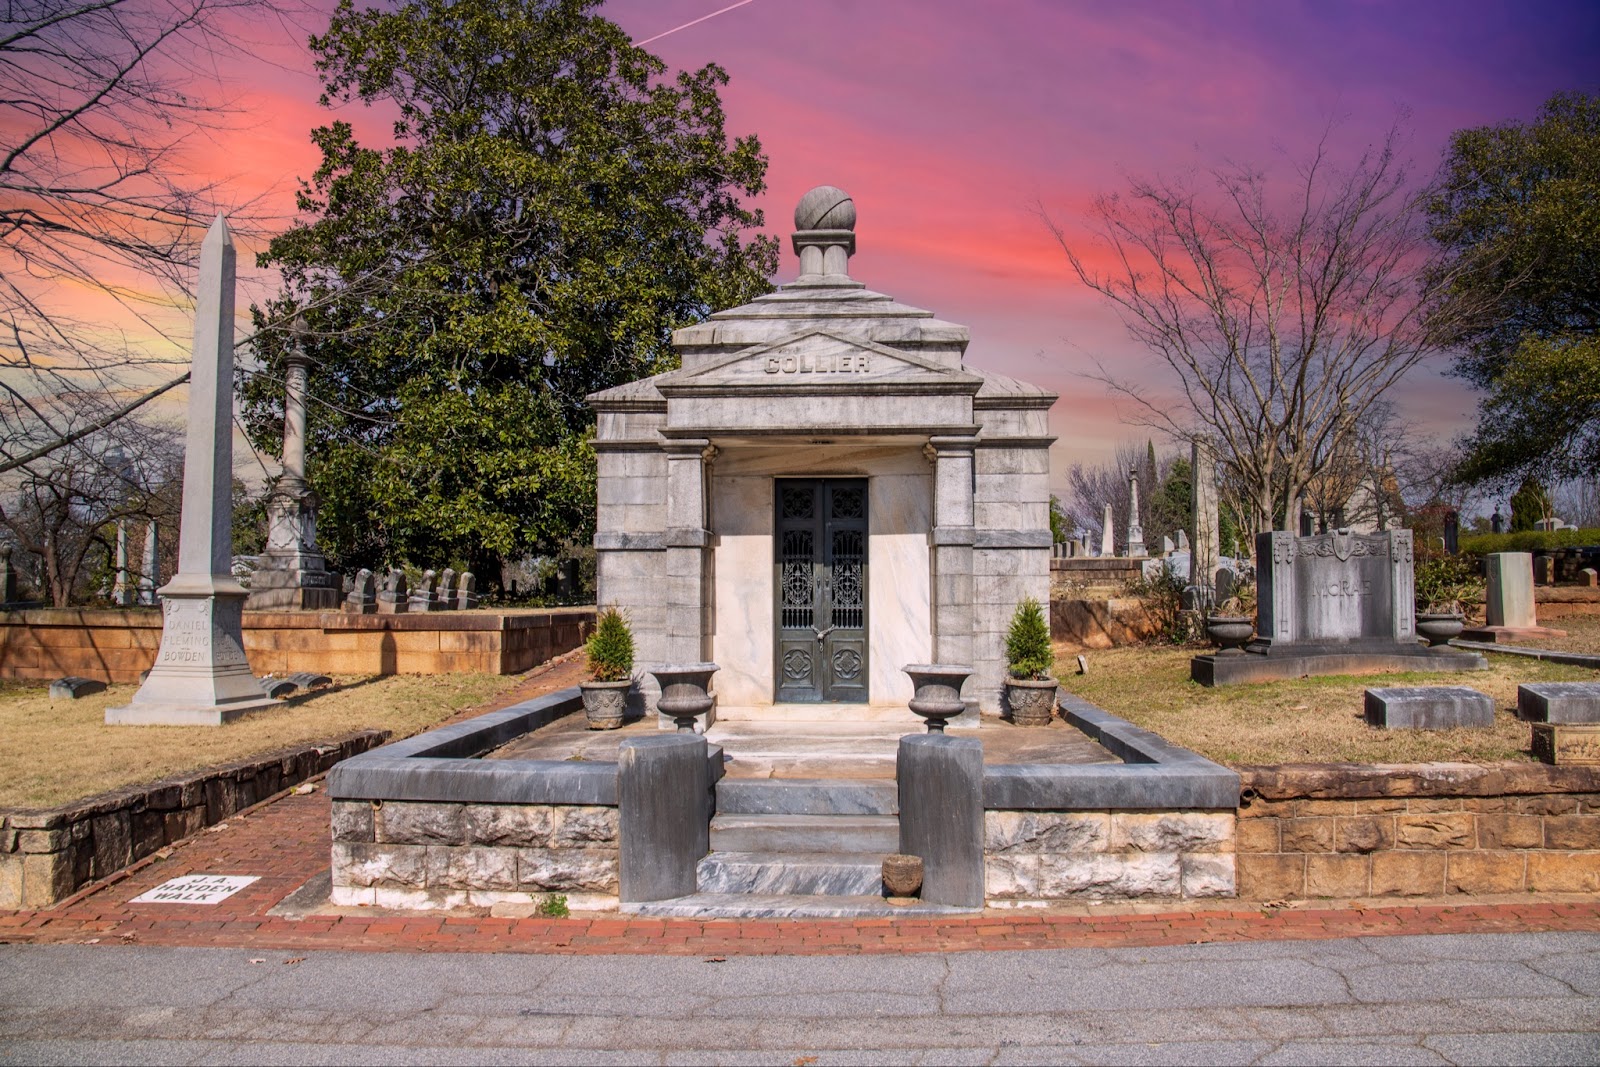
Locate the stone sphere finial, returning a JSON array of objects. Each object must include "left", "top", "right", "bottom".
[{"left": 794, "top": 186, "right": 856, "bottom": 232}]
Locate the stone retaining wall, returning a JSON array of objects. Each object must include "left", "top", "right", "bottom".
[
  {"left": 985, "top": 810, "right": 1236, "bottom": 902},
  {"left": 1049, "top": 598, "right": 1162, "bottom": 649},
  {"left": 0, "top": 607, "right": 593, "bottom": 682},
  {"left": 329, "top": 799, "right": 619, "bottom": 910},
  {"left": 1236, "top": 764, "right": 1600, "bottom": 899},
  {"left": 1, "top": 731, "right": 387, "bottom": 909}
]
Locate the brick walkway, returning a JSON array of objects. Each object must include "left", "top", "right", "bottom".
[{"left": 4, "top": 655, "right": 1600, "bottom": 957}]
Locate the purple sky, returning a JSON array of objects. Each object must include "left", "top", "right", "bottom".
[{"left": 199, "top": 0, "right": 1599, "bottom": 485}]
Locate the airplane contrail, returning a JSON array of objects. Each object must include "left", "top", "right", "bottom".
[{"left": 635, "top": 0, "right": 761, "bottom": 47}]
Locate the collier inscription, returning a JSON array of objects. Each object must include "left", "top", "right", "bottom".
[{"left": 764, "top": 353, "right": 871, "bottom": 375}]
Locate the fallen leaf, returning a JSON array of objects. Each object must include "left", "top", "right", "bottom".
[
  {"left": 249, "top": 958, "right": 266, "bottom": 965},
  {"left": 84, "top": 938, "right": 100, "bottom": 945},
  {"left": 205, "top": 823, "right": 229, "bottom": 833},
  {"left": 703, "top": 957, "right": 726, "bottom": 963},
  {"left": 283, "top": 957, "right": 307, "bottom": 966},
  {"left": 794, "top": 1058, "right": 818, "bottom": 1066},
  {"left": 293, "top": 783, "right": 315, "bottom": 795},
  {"left": 153, "top": 848, "right": 173, "bottom": 860},
  {"left": 119, "top": 931, "right": 139, "bottom": 942},
  {"left": 1261, "top": 899, "right": 1289, "bottom": 910}
]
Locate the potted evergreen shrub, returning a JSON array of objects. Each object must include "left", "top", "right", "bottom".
[
  {"left": 1004, "top": 596, "right": 1057, "bottom": 726},
  {"left": 581, "top": 607, "right": 633, "bottom": 729}
]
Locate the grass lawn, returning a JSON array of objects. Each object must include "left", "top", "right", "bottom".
[
  {"left": 1056, "top": 642, "right": 1597, "bottom": 768},
  {"left": 1522, "top": 613, "right": 1600, "bottom": 654},
  {"left": 0, "top": 672, "right": 527, "bottom": 810}
]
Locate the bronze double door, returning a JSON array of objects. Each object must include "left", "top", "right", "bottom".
[{"left": 775, "top": 479, "right": 868, "bottom": 703}]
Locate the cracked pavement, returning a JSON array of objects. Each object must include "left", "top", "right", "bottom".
[{"left": 2, "top": 932, "right": 1598, "bottom": 1064}]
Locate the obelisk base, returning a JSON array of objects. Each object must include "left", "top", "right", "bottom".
[{"left": 107, "top": 583, "right": 276, "bottom": 726}]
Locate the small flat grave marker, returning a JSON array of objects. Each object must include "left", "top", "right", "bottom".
[{"left": 131, "top": 874, "right": 258, "bottom": 905}]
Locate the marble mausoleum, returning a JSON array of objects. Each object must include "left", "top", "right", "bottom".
[{"left": 590, "top": 187, "right": 1057, "bottom": 723}]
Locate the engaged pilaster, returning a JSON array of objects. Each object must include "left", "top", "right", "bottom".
[{"left": 929, "top": 435, "right": 977, "bottom": 666}]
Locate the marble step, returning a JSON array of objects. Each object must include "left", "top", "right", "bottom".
[
  {"left": 716, "top": 778, "right": 899, "bottom": 816},
  {"left": 715, "top": 703, "right": 924, "bottom": 724},
  {"left": 697, "top": 851, "right": 886, "bottom": 896},
  {"left": 622, "top": 892, "right": 976, "bottom": 919},
  {"left": 709, "top": 813, "right": 900, "bottom": 854}
]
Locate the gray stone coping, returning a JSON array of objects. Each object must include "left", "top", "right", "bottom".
[
  {"left": 981, "top": 692, "right": 1240, "bottom": 811},
  {"left": 1452, "top": 640, "right": 1600, "bottom": 670},
  {"left": 326, "top": 687, "right": 724, "bottom": 806}
]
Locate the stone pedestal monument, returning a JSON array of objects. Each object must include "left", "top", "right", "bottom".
[
  {"left": 107, "top": 217, "right": 276, "bottom": 726},
  {"left": 1191, "top": 529, "right": 1486, "bottom": 686},
  {"left": 1189, "top": 439, "right": 1220, "bottom": 606},
  {"left": 1125, "top": 470, "right": 1146, "bottom": 558},
  {"left": 1100, "top": 504, "right": 1114, "bottom": 557},
  {"left": 247, "top": 318, "right": 339, "bottom": 610},
  {"left": 1461, "top": 551, "right": 1567, "bottom": 643}
]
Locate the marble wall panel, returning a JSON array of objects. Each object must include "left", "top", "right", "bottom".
[
  {"left": 975, "top": 471, "right": 1048, "bottom": 504},
  {"left": 668, "top": 393, "right": 972, "bottom": 436},
  {"left": 975, "top": 447, "right": 1050, "bottom": 477},
  {"left": 974, "top": 408, "right": 1051, "bottom": 439}
]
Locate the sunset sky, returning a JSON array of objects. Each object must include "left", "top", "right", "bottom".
[{"left": 192, "top": 0, "right": 1599, "bottom": 491}]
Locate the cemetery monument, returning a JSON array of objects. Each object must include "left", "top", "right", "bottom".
[{"left": 107, "top": 217, "right": 277, "bottom": 725}]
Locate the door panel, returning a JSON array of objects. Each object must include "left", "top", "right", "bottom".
[{"left": 774, "top": 478, "right": 869, "bottom": 703}]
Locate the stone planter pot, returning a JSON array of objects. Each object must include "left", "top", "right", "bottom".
[
  {"left": 1416, "top": 612, "right": 1466, "bottom": 648},
  {"left": 579, "top": 679, "right": 631, "bottom": 730},
  {"left": 1205, "top": 614, "right": 1254, "bottom": 655},
  {"left": 902, "top": 663, "right": 972, "bottom": 733},
  {"left": 649, "top": 663, "right": 718, "bottom": 732},
  {"left": 1005, "top": 676, "right": 1058, "bottom": 726},
  {"left": 882, "top": 854, "right": 923, "bottom": 898}
]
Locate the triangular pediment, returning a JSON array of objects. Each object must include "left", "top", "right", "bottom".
[{"left": 659, "top": 330, "right": 980, "bottom": 393}]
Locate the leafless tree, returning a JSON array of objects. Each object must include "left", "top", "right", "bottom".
[
  {"left": 1065, "top": 441, "right": 1184, "bottom": 551},
  {"left": 0, "top": 418, "right": 183, "bottom": 606},
  {"left": 1045, "top": 126, "right": 1472, "bottom": 534},
  {"left": 0, "top": 0, "right": 306, "bottom": 476}
]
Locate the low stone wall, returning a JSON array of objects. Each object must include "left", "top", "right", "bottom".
[
  {"left": 985, "top": 810, "right": 1236, "bottom": 902},
  {"left": 1, "top": 731, "right": 386, "bottom": 909},
  {"left": 1236, "top": 764, "right": 1600, "bottom": 899},
  {"left": 330, "top": 799, "right": 619, "bottom": 910},
  {"left": 1050, "top": 598, "right": 1162, "bottom": 648},
  {"left": 0, "top": 607, "right": 593, "bottom": 682},
  {"left": 1537, "top": 586, "right": 1600, "bottom": 618}
]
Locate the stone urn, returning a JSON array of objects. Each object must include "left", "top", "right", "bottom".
[
  {"left": 649, "top": 663, "right": 718, "bottom": 732},
  {"left": 1416, "top": 612, "right": 1466, "bottom": 648},
  {"left": 1205, "top": 614, "right": 1254, "bottom": 655},
  {"left": 579, "top": 679, "right": 631, "bottom": 730},
  {"left": 1005, "top": 677, "right": 1058, "bottom": 727},
  {"left": 902, "top": 664, "right": 972, "bottom": 733},
  {"left": 882, "top": 854, "right": 923, "bottom": 899}
]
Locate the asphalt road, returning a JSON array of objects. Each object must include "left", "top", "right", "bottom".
[{"left": 2, "top": 932, "right": 1598, "bottom": 1065}]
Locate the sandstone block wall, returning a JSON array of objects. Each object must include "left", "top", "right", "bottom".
[
  {"left": 1050, "top": 598, "right": 1163, "bottom": 649},
  {"left": 984, "top": 809, "right": 1237, "bottom": 902},
  {"left": 0, "top": 608, "right": 592, "bottom": 683},
  {"left": 1236, "top": 765, "right": 1600, "bottom": 899},
  {"left": 330, "top": 799, "right": 620, "bottom": 910},
  {"left": 1, "top": 731, "right": 386, "bottom": 909}
]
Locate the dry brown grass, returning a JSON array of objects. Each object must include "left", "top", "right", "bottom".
[
  {"left": 0, "top": 673, "right": 523, "bottom": 810},
  {"left": 1527, "top": 613, "right": 1600, "bottom": 654},
  {"left": 1056, "top": 642, "right": 1597, "bottom": 768}
]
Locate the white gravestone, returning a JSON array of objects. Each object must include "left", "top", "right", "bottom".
[{"left": 107, "top": 217, "right": 276, "bottom": 726}]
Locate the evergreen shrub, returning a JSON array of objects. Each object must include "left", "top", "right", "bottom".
[
  {"left": 1005, "top": 597, "right": 1055, "bottom": 680},
  {"left": 585, "top": 607, "right": 634, "bottom": 683}
]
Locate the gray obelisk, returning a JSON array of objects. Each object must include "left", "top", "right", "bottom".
[
  {"left": 108, "top": 216, "right": 274, "bottom": 725},
  {"left": 111, "top": 521, "right": 130, "bottom": 606},
  {"left": 1190, "top": 438, "right": 1221, "bottom": 607},
  {"left": 1125, "top": 469, "right": 1146, "bottom": 558},
  {"left": 1100, "top": 503, "right": 1114, "bottom": 558},
  {"left": 138, "top": 521, "right": 159, "bottom": 605}
]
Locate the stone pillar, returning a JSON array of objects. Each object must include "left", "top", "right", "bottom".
[
  {"left": 247, "top": 319, "right": 339, "bottom": 610},
  {"left": 1100, "top": 503, "right": 1114, "bottom": 557},
  {"left": 662, "top": 438, "right": 713, "bottom": 669},
  {"left": 137, "top": 522, "right": 158, "bottom": 605},
  {"left": 111, "top": 521, "right": 130, "bottom": 606},
  {"left": 108, "top": 217, "right": 274, "bottom": 726},
  {"left": 1389, "top": 529, "right": 1416, "bottom": 642},
  {"left": 898, "top": 733, "right": 984, "bottom": 908},
  {"left": 929, "top": 435, "right": 976, "bottom": 666},
  {"left": 1190, "top": 439, "right": 1220, "bottom": 605},
  {"left": 618, "top": 733, "right": 710, "bottom": 903},
  {"left": 1125, "top": 470, "right": 1146, "bottom": 557},
  {"left": 1486, "top": 552, "right": 1538, "bottom": 628}
]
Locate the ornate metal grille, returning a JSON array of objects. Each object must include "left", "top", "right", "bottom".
[
  {"left": 781, "top": 484, "right": 815, "bottom": 520},
  {"left": 830, "top": 486, "right": 865, "bottom": 520},
  {"left": 780, "top": 529, "right": 813, "bottom": 628},
  {"left": 831, "top": 528, "right": 864, "bottom": 629}
]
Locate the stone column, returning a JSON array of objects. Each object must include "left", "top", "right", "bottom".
[
  {"left": 137, "top": 521, "right": 158, "bottom": 605},
  {"left": 929, "top": 435, "right": 977, "bottom": 666},
  {"left": 108, "top": 216, "right": 274, "bottom": 726},
  {"left": 1100, "top": 503, "right": 1114, "bottom": 557},
  {"left": 248, "top": 318, "right": 339, "bottom": 610},
  {"left": 1125, "top": 470, "right": 1146, "bottom": 557},
  {"left": 1389, "top": 529, "right": 1416, "bottom": 642},
  {"left": 111, "top": 521, "right": 130, "bottom": 606},
  {"left": 662, "top": 437, "right": 713, "bottom": 669},
  {"left": 1190, "top": 438, "right": 1220, "bottom": 605}
]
